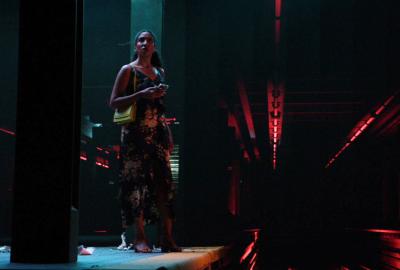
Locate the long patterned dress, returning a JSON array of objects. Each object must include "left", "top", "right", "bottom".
[{"left": 119, "top": 64, "right": 175, "bottom": 227}]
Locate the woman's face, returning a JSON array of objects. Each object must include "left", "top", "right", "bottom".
[{"left": 135, "top": 32, "right": 155, "bottom": 57}]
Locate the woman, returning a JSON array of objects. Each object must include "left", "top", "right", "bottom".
[{"left": 109, "top": 30, "right": 180, "bottom": 253}]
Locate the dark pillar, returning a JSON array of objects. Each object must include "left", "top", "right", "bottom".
[{"left": 11, "top": 0, "right": 82, "bottom": 263}]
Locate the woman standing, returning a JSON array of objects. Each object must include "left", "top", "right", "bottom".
[{"left": 109, "top": 30, "right": 180, "bottom": 253}]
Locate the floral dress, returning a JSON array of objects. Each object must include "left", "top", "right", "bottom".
[{"left": 119, "top": 64, "right": 175, "bottom": 227}]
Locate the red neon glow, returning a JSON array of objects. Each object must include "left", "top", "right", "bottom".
[
  {"left": 364, "top": 229, "right": 400, "bottom": 234},
  {"left": 275, "top": 0, "right": 282, "bottom": 17},
  {"left": 80, "top": 151, "right": 88, "bottom": 161},
  {"left": 360, "top": 123, "right": 368, "bottom": 131},
  {"left": 254, "top": 230, "right": 259, "bottom": 241},
  {"left": 249, "top": 261, "right": 256, "bottom": 270},
  {"left": 268, "top": 81, "right": 284, "bottom": 170},
  {"left": 325, "top": 93, "right": 396, "bottom": 168},
  {"left": 249, "top": 252, "right": 257, "bottom": 265},
  {"left": 165, "top": 117, "right": 177, "bottom": 123},
  {"left": 228, "top": 113, "right": 243, "bottom": 140},
  {"left": 240, "top": 241, "right": 255, "bottom": 263},
  {"left": 238, "top": 81, "right": 256, "bottom": 139},
  {"left": 0, "top": 128, "right": 15, "bottom": 136},
  {"left": 367, "top": 117, "right": 375, "bottom": 124},
  {"left": 384, "top": 95, "right": 395, "bottom": 105},
  {"left": 375, "top": 105, "right": 385, "bottom": 115},
  {"left": 94, "top": 230, "right": 108, "bottom": 233},
  {"left": 275, "top": 20, "right": 281, "bottom": 46},
  {"left": 243, "top": 150, "right": 250, "bottom": 161},
  {"left": 96, "top": 157, "right": 110, "bottom": 169},
  {"left": 96, "top": 147, "right": 103, "bottom": 151}
]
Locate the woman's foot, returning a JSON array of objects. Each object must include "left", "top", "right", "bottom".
[
  {"left": 133, "top": 241, "right": 152, "bottom": 253},
  {"left": 161, "top": 238, "right": 182, "bottom": 252}
]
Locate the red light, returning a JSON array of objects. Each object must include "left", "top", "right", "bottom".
[
  {"left": 249, "top": 261, "right": 256, "bottom": 270},
  {"left": 375, "top": 105, "right": 385, "bottom": 115},
  {"left": 240, "top": 241, "right": 255, "bottom": 263},
  {"left": 228, "top": 113, "right": 243, "bottom": 140},
  {"left": 275, "top": 0, "right": 282, "bottom": 17},
  {"left": 95, "top": 157, "right": 110, "bottom": 169},
  {"left": 275, "top": 20, "right": 281, "bottom": 46},
  {"left": 384, "top": 95, "right": 395, "bottom": 106},
  {"left": 366, "top": 117, "right": 375, "bottom": 124},
  {"left": 0, "top": 128, "right": 15, "bottom": 136},
  {"left": 94, "top": 230, "right": 107, "bottom": 233},
  {"left": 249, "top": 252, "right": 257, "bottom": 265},
  {"left": 364, "top": 229, "right": 400, "bottom": 234},
  {"left": 80, "top": 156, "right": 87, "bottom": 161},
  {"left": 238, "top": 81, "right": 256, "bottom": 139},
  {"left": 254, "top": 230, "right": 259, "bottom": 241},
  {"left": 360, "top": 123, "right": 368, "bottom": 131},
  {"left": 243, "top": 150, "right": 250, "bottom": 161}
]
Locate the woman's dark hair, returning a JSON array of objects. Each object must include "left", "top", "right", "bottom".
[{"left": 132, "top": 29, "right": 163, "bottom": 68}]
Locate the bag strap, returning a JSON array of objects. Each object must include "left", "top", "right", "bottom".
[{"left": 129, "top": 63, "right": 137, "bottom": 93}]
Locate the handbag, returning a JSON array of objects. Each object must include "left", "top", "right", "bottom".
[{"left": 113, "top": 66, "right": 137, "bottom": 125}]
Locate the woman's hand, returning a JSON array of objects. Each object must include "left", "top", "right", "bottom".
[{"left": 139, "top": 84, "right": 167, "bottom": 99}]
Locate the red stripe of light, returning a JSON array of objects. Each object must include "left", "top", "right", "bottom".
[
  {"left": 275, "top": 0, "right": 282, "bottom": 17},
  {"left": 238, "top": 81, "right": 256, "bottom": 140},
  {"left": 240, "top": 241, "right": 255, "bottom": 263},
  {"left": 325, "top": 93, "right": 396, "bottom": 168},
  {"left": 0, "top": 128, "right": 15, "bottom": 136}
]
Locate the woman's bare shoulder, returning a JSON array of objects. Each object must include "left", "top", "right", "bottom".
[{"left": 117, "top": 64, "right": 133, "bottom": 77}]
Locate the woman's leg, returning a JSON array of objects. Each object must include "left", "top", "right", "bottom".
[
  {"left": 134, "top": 211, "right": 152, "bottom": 252},
  {"left": 155, "top": 183, "right": 181, "bottom": 252}
]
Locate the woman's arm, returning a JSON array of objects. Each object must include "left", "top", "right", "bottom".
[
  {"left": 109, "top": 65, "right": 166, "bottom": 110},
  {"left": 109, "top": 65, "right": 139, "bottom": 110}
]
